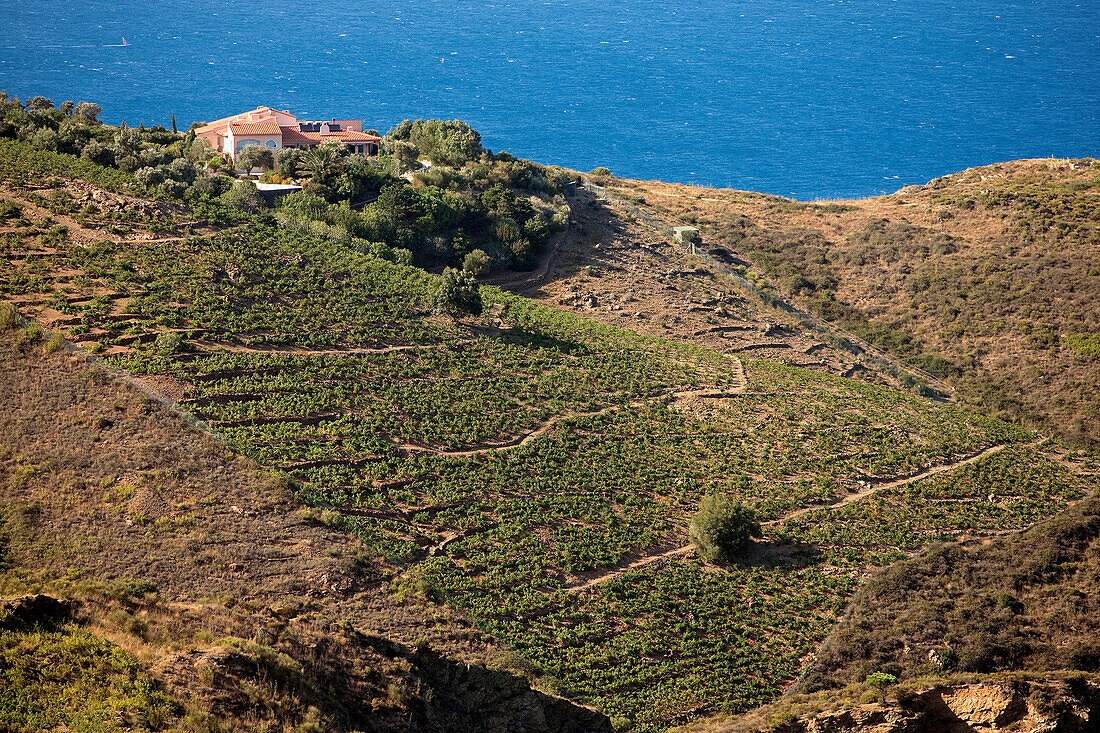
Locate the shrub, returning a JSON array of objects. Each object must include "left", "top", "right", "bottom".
[
  {"left": 30, "top": 127, "right": 59, "bottom": 152},
  {"left": 154, "top": 332, "right": 182, "bottom": 355},
  {"left": 133, "top": 166, "right": 165, "bottom": 188},
  {"left": 0, "top": 199, "right": 21, "bottom": 220},
  {"left": 190, "top": 172, "right": 232, "bottom": 198},
  {"left": 113, "top": 124, "right": 141, "bottom": 158},
  {"left": 158, "top": 180, "right": 186, "bottom": 199},
  {"left": 432, "top": 267, "right": 483, "bottom": 317},
  {"left": 688, "top": 494, "right": 762, "bottom": 564},
  {"left": 166, "top": 157, "right": 196, "bottom": 183},
  {"left": 80, "top": 139, "right": 114, "bottom": 167},
  {"left": 462, "top": 249, "right": 490, "bottom": 277},
  {"left": 1065, "top": 333, "right": 1100, "bottom": 358},
  {"left": 115, "top": 154, "right": 139, "bottom": 173},
  {"left": 222, "top": 180, "right": 264, "bottom": 213},
  {"left": 15, "top": 322, "right": 43, "bottom": 351},
  {"left": 589, "top": 166, "right": 611, "bottom": 177},
  {"left": 0, "top": 302, "right": 20, "bottom": 329},
  {"left": 44, "top": 332, "right": 64, "bottom": 353}
]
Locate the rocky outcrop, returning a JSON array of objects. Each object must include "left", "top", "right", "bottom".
[
  {"left": 763, "top": 680, "right": 1099, "bottom": 733},
  {"left": 0, "top": 594, "right": 74, "bottom": 628},
  {"left": 918, "top": 680, "right": 1098, "bottom": 732},
  {"left": 776, "top": 705, "right": 921, "bottom": 733}
]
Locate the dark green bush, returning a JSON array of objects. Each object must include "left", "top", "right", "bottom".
[
  {"left": 688, "top": 494, "right": 762, "bottom": 564},
  {"left": 432, "top": 267, "right": 483, "bottom": 317}
]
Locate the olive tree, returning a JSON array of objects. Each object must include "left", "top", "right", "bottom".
[
  {"left": 433, "top": 267, "right": 483, "bottom": 317},
  {"left": 187, "top": 136, "right": 216, "bottom": 164},
  {"left": 236, "top": 145, "right": 275, "bottom": 173},
  {"left": 688, "top": 494, "right": 762, "bottom": 564},
  {"left": 275, "top": 147, "right": 305, "bottom": 178},
  {"left": 74, "top": 101, "right": 102, "bottom": 124},
  {"left": 223, "top": 180, "right": 265, "bottom": 213}
]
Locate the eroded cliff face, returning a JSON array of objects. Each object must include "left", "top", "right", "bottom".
[{"left": 770, "top": 680, "right": 1098, "bottom": 733}]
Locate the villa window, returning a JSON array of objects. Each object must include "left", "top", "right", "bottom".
[{"left": 265, "top": 140, "right": 278, "bottom": 149}]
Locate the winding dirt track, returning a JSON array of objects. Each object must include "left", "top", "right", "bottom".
[
  {"left": 776, "top": 442, "right": 1014, "bottom": 523},
  {"left": 560, "top": 440, "right": 1029, "bottom": 593}
]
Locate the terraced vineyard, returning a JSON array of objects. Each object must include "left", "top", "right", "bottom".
[{"left": 1, "top": 146, "right": 1095, "bottom": 730}]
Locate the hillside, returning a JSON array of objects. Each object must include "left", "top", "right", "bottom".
[
  {"left": 679, "top": 490, "right": 1100, "bottom": 733},
  {"left": 0, "top": 124, "right": 1097, "bottom": 733},
  {"left": 588, "top": 160, "right": 1100, "bottom": 445},
  {"left": 0, "top": 316, "right": 611, "bottom": 732}
]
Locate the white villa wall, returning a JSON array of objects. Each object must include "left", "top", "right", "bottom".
[{"left": 227, "top": 129, "right": 282, "bottom": 157}]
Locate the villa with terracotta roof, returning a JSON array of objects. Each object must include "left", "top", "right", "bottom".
[{"left": 195, "top": 106, "right": 381, "bottom": 161}]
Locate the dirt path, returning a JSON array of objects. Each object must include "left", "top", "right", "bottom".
[
  {"left": 396, "top": 375, "right": 748, "bottom": 458},
  {"left": 775, "top": 442, "right": 1016, "bottom": 523},
  {"left": 583, "top": 181, "right": 956, "bottom": 398},
  {"left": 561, "top": 440, "right": 1024, "bottom": 593},
  {"left": 483, "top": 225, "right": 570, "bottom": 293},
  {"left": 566, "top": 544, "right": 696, "bottom": 592}
]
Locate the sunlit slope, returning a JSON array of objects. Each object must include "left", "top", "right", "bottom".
[
  {"left": 606, "top": 158, "right": 1100, "bottom": 445},
  {"left": 1, "top": 146, "right": 1092, "bottom": 730}
]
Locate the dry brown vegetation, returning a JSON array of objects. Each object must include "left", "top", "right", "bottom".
[
  {"left": 492, "top": 189, "right": 920, "bottom": 394},
  {"left": 801, "top": 482, "right": 1100, "bottom": 691},
  {"left": 588, "top": 159, "right": 1100, "bottom": 444}
]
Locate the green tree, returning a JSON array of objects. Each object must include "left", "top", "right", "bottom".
[
  {"left": 301, "top": 142, "right": 345, "bottom": 184},
  {"left": 222, "top": 180, "right": 265, "bottom": 213},
  {"left": 386, "top": 119, "right": 482, "bottom": 166},
  {"left": 113, "top": 122, "right": 141, "bottom": 158},
  {"left": 26, "top": 96, "right": 54, "bottom": 111},
  {"left": 275, "top": 147, "right": 305, "bottom": 178},
  {"left": 81, "top": 140, "right": 115, "bottom": 167},
  {"left": 865, "top": 672, "right": 897, "bottom": 703},
  {"left": 433, "top": 267, "right": 483, "bottom": 318},
  {"left": 463, "top": 249, "right": 490, "bottom": 277},
  {"left": 688, "top": 494, "right": 762, "bottom": 564},
  {"left": 388, "top": 140, "right": 419, "bottom": 173},
  {"left": 74, "top": 101, "right": 102, "bottom": 124},
  {"left": 236, "top": 145, "right": 275, "bottom": 173},
  {"left": 187, "top": 136, "right": 216, "bottom": 164}
]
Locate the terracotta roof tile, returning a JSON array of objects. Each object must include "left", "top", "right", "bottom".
[
  {"left": 323, "top": 130, "right": 381, "bottom": 142},
  {"left": 229, "top": 120, "right": 281, "bottom": 135},
  {"left": 279, "top": 127, "right": 315, "bottom": 144}
]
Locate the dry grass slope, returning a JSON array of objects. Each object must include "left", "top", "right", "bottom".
[{"left": 593, "top": 159, "right": 1100, "bottom": 445}]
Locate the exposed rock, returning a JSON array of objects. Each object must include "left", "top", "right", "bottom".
[
  {"left": 0, "top": 594, "right": 75, "bottom": 628},
  {"left": 933, "top": 683, "right": 1028, "bottom": 728},
  {"left": 712, "top": 680, "right": 1099, "bottom": 733}
]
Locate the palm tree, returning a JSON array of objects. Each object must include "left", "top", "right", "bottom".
[{"left": 301, "top": 142, "right": 344, "bottom": 184}]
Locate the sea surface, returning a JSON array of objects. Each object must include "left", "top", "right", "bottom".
[{"left": 3, "top": 0, "right": 1098, "bottom": 199}]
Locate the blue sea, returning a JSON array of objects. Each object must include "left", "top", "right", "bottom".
[{"left": 3, "top": 1, "right": 1098, "bottom": 199}]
